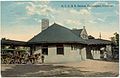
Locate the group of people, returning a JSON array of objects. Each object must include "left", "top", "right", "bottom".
[
  {"left": 1, "top": 51, "right": 45, "bottom": 64},
  {"left": 22, "top": 52, "right": 45, "bottom": 64},
  {"left": 100, "top": 48, "right": 112, "bottom": 61}
]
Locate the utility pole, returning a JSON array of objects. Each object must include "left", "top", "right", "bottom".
[{"left": 99, "top": 32, "right": 101, "bottom": 39}]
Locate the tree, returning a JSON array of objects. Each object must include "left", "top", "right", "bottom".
[
  {"left": 110, "top": 37, "right": 115, "bottom": 44},
  {"left": 111, "top": 32, "right": 119, "bottom": 46},
  {"left": 114, "top": 32, "right": 119, "bottom": 46},
  {"left": 110, "top": 32, "right": 119, "bottom": 59},
  {"left": 2, "top": 38, "right": 9, "bottom": 40},
  {"left": 2, "top": 38, "right": 6, "bottom": 40}
]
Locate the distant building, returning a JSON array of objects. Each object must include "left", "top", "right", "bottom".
[{"left": 71, "top": 26, "right": 88, "bottom": 39}]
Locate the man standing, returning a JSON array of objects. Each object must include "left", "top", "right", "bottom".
[
  {"left": 41, "top": 54, "right": 45, "bottom": 63},
  {"left": 104, "top": 51, "right": 107, "bottom": 61}
]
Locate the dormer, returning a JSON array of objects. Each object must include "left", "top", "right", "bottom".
[{"left": 80, "top": 26, "right": 88, "bottom": 39}]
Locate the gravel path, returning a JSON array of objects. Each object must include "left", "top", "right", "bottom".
[{"left": 1, "top": 59, "right": 119, "bottom": 77}]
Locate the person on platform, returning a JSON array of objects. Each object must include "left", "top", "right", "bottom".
[{"left": 41, "top": 54, "right": 45, "bottom": 63}]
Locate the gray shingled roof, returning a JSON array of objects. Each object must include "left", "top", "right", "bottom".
[
  {"left": 28, "top": 23, "right": 85, "bottom": 44},
  {"left": 85, "top": 39, "right": 112, "bottom": 45},
  {"left": 71, "top": 29, "right": 83, "bottom": 37},
  {"left": 1, "top": 39, "right": 27, "bottom": 46},
  {"left": 28, "top": 23, "right": 111, "bottom": 45}
]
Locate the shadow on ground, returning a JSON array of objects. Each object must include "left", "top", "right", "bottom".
[{"left": 1, "top": 64, "right": 118, "bottom": 77}]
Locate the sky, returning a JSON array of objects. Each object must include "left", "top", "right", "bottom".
[{"left": 1, "top": 1, "right": 119, "bottom": 41}]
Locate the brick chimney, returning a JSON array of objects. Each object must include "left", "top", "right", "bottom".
[{"left": 41, "top": 19, "right": 49, "bottom": 31}]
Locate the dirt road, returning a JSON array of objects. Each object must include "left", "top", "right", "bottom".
[{"left": 1, "top": 59, "right": 119, "bottom": 77}]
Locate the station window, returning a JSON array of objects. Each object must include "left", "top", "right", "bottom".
[
  {"left": 57, "top": 45, "right": 64, "bottom": 55},
  {"left": 42, "top": 46, "right": 48, "bottom": 55}
]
